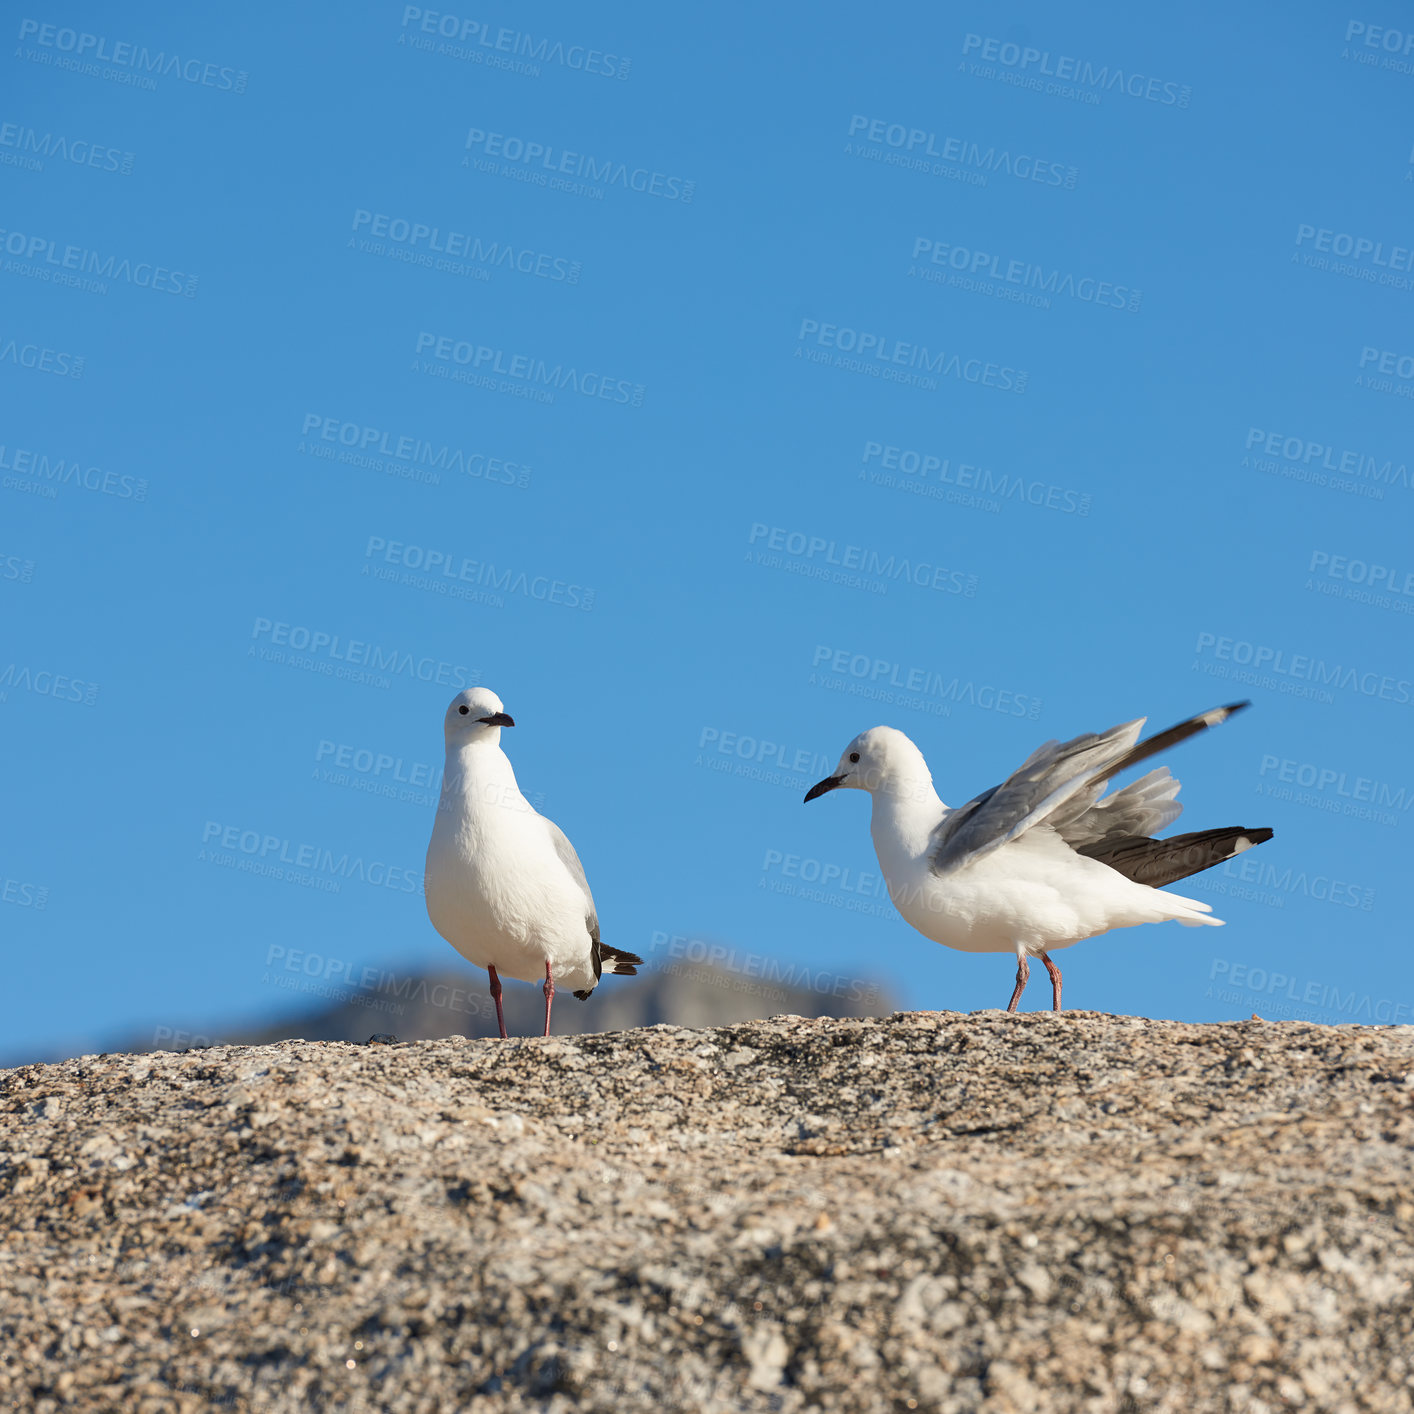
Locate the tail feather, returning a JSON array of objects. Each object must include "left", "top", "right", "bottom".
[
  {"left": 1145, "top": 889, "right": 1224, "bottom": 928},
  {"left": 1171, "top": 901, "right": 1225, "bottom": 927},
  {"left": 1080, "top": 825, "right": 1273, "bottom": 888}
]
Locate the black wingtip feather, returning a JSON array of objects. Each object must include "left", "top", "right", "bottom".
[
  {"left": 1080, "top": 824, "right": 1274, "bottom": 888},
  {"left": 1100, "top": 701, "right": 1255, "bottom": 789},
  {"left": 599, "top": 944, "right": 644, "bottom": 971},
  {"left": 583, "top": 941, "right": 644, "bottom": 990}
]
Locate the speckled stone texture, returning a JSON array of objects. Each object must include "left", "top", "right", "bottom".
[{"left": 2, "top": 1012, "right": 1412, "bottom": 1413}]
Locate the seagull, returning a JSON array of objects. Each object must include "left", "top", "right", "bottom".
[
  {"left": 425, "top": 687, "right": 642, "bottom": 1037},
  {"left": 803, "top": 702, "right": 1273, "bottom": 1012}
]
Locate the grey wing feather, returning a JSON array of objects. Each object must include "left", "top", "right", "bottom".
[
  {"left": 930, "top": 717, "right": 1145, "bottom": 877},
  {"left": 544, "top": 818, "right": 599, "bottom": 943},
  {"left": 1051, "top": 768, "right": 1185, "bottom": 849},
  {"left": 929, "top": 701, "right": 1249, "bottom": 878}
]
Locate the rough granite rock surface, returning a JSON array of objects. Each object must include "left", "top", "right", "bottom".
[{"left": 2, "top": 1012, "right": 1412, "bottom": 1413}]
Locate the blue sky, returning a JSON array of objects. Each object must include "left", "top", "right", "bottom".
[{"left": 4, "top": 2, "right": 1413, "bottom": 1062}]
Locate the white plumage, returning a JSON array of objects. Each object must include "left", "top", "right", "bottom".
[
  {"left": 804, "top": 703, "right": 1272, "bottom": 1011},
  {"left": 424, "top": 687, "right": 639, "bottom": 1036}
]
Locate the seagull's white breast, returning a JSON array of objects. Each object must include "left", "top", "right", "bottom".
[
  {"left": 425, "top": 752, "right": 597, "bottom": 988},
  {"left": 873, "top": 808, "right": 1213, "bottom": 957}
]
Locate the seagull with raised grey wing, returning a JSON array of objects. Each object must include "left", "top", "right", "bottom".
[
  {"left": 425, "top": 687, "right": 642, "bottom": 1037},
  {"left": 803, "top": 702, "right": 1273, "bottom": 1012}
]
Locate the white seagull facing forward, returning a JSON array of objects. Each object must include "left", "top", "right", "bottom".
[
  {"left": 804, "top": 702, "right": 1273, "bottom": 1011},
  {"left": 425, "top": 687, "right": 641, "bottom": 1037}
]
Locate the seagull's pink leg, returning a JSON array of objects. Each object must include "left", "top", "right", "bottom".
[
  {"left": 1041, "top": 952, "right": 1062, "bottom": 1012},
  {"left": 488, "top": 965, "right": 508, "bottom": 1039},
  {"left": 542, "top": 961, "right": 555, "bottom": 1037},
  {"left": 1007, "top": 953, "right": 1030, "bottom": 1012}
]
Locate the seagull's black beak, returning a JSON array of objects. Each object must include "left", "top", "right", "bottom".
[
  {"left": 803, "top": 773, "right": 845, "bottom": 803},
  {"left": 478, "top": 712, "right": 515, "bottom": 727}
]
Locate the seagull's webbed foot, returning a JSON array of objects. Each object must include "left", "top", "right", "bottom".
[
  {"left": 1007, "top": 953, "right": 1030, "bottom": 1013},
  {"left": 542, "top": 961, "right": 555, "bottom": 1037},
  {"left": 488, "top": 965, "right": 508, "bottom": 1039},
  {"left": 1041, "top": 951, "right": 1062, "bottom": 1012}
]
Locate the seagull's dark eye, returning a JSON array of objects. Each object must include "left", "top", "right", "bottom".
[
  {"left": 849, "top": 752, "right": 860, "bottom": 764},
  {"left": 458, "top": 705, "right": 470, "bottom": 715}
]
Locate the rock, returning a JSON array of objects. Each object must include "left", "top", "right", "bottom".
[{"left": 1, "top": 1012, "right": 1412, "bottom": 1411}]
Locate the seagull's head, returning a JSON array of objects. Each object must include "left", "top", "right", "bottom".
[
  {"left": 443, "top": 687, "right": 516, "bottom": 745},
  {"left": 804, "top": 726, "right": 930, "bottom": 802}
]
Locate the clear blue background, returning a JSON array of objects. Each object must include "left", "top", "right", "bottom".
[{"left": 4, "top": 1, "right": 1412, "bottom": 1063}]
